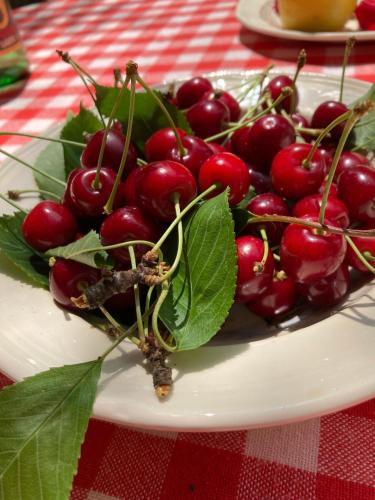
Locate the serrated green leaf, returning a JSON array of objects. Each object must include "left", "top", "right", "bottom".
[
  {"left": 60, "top": 104, "right": 103, "bottom": 175},
  {"left": 0, "top": 359, "right": 102, "bottom": 500},
  {"left": 0, "top": 212, "right": 49, "bottom": 288},
  {"left": 160, "top": 192, "right": 237, "bottom": 350},
  {"left": 350, "top": 84, "right": 375, "bottom": 151},
  {"left": 46, "top": 230, "right": 111, "bottom": 269},
  {"left": 33, "top": 142, "right": 66, "bottom": 200},
  {"left": 95, "top": 84, "right": 192, "bottom": 152}
]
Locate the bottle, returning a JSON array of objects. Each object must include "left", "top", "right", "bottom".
[{"left": 0, "top": 0, "right": 29, "bottom": 93}]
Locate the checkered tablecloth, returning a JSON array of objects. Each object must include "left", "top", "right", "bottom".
[{"left": 0, "top": 0, "right": 375, "bottom": 498}]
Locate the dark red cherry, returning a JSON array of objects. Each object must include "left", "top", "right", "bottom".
[
  {"left": 292, "top": 193, "right": 350, "bottom": 229},
  {"left": 318, "top": 179, "right": 338, "bottom": 197},
  {"left": 206, "top": 141, "right": 228, "bottom": 155},
  {"left": 104, "top": 289, "right": 135, "bottom": 314},
  {"left": 215, "top": 90, "right": 241, "bottom": 121},
  {"left": 334, "top": 151, "right": 371, "bottom": 181},
  {"left": 233, "top": 115, "right": 295, "bottom": 172},
  {"left": 271, "top": 143, "right": 326, "bottom": 199},
  {"left": 49, "top": 258, "right": 101, "bottom": 311},
  {"left": 69, "top": 167, "right": 122, "bottom": 217},
  {"left": 199, "top": 152, "right": 251, "bottom": 206},
  {"left": 165, "top": 135, "right": 213, "bottom": 179},
  {"left": 263, "top": 75, "right": 298, "bottom": 113},
  {"left": 337, "top": 165, "right": 375, "bottom": 224},
  {"left": 144, "top": 127, "right": 187, "bottom": 162},
  {"left": 100, "top": 206, "right": 158, "bottom": 265},
  {"left": 245, "top": 192, "right": 289, "bottom": 245},
  {"left": 176, "top": 76, "right": 213, "bottom": 109},
  {"left": 345, "top": 229, "right": 375, "bottom": 273},
  {"left": 22, "top": 201, "right": 78, "bottom": 252},
  {"left": 291, "top": 113, "right": 311, "bottom": 142},
  {"left": 247, "top": 273, "right": 296, "bottom": 318},
  {"left": 186, "top": 99, "right": 230, "bottom": 139},
  {"left": 122, "top": 168, "right": 140, "bottom": 206},
  {"left": 81, "top": 125, "right": 137, "bottom": 178},
  {"left": 248, "top": 168, "right": 272, "bottom": 194},
  {"left": 318, "top": 146, "right": 334, "bottom": 175},
  {"left": 280, "top": 216, "right": 347, "bottom": 283},
  {"left": 297, "top": 264, "right": 350, "bottom": 307},
  {"left": 62, "top": 168, "right": 86, "bottom": 219},
  {"left": 135, "top": 160, "right": 197, "bottom": 222},
  {"left": 235, "top": 235, "right": 275, "bottom": 303},
  {"left": 310, "top": 101, "right": 348, "bottom": 141}
]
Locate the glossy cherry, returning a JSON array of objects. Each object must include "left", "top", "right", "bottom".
[
  {"left": 164, "top": 135, "right": 213, "bottom": 178},
  {"left": 81, "top": 124, "right": 137, "bottom": 178},
  {"left": 248, "top": 168, "right": 272, "bottom": 194},
  {"left": 202, "top": 89, "right": 241, "bottom": 122},
  {"left": 69, "top": 167, "right": 122, "bottom": 217},
  {"left": 355, "top": 0, "right": 375, "bottom": 30},
  {"left": 297, "top": 264, "right": 350, "bottom": 307},
  {"left": 175, "top": 76, "right": 213, "bottom": 109},
  {"left": 318, "top": 179, "right": 338, "bottom": 197},
  {"left": 49, "top": 258, "right": 101, "bottom": 311},
  {"left": 345, "top": 229, "right": 375, "bottom": 273},
  {"left": 206, "top": 141, "right": 228, "bottom": 155},
  {"left": 310, "top": 101, "right": 348, "bottom": 141},
  {"left": 186, "top": 98, "right": 230, "bottom": 139},
  {"left": 122, "top": 168, "right": 140, "bottom": 207},
  {"left": 280, "top": 216, "right": 347, "bottom": 283},
  {"left": 263, "top": 75, "right": 298, "bottom": 113},
  {"left": 199, "top": 152, "right": 251, "bottom": 206},
  {"left": 135, "top": 160, "right": 197, "bottom": 221},
  {"left": 271, "top": 143, "right": 326, "bottom": 199},
  {"left": 22, "top": 201, "right": 78, "bottom": 252},
  {"left": 235, "top": 235, "right": 275, "bottom": 303},
  {"left": 334, "top": 151, "right": 371, "bottom": 181},
  {"left": 144, "top": 127, "right": 187, "bottom": 162},
  {"left": 292, "top": 193, "right": 350, "bottom": 228},
  {"left": 232, "top": 115, "right": 295, "bottom": 172},
  {"left": 291, "top": 113, "right": 310, "bottom": 141},
  {"left": 245, "top": 192, "right": 289, "bottom": 245},
  {"left": 337, "top": 165, "right": 375, "bottom": 224},
  {"left": 247, "top": 273, "right": 296, "bottom": 318},
  {"left": 100, "top": 206, "right": 158, "bottom": 265}
]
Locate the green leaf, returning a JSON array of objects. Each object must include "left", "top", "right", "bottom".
[
  {"left": 34, "top": 142, "right": 66, "bottom": 200},
  {"left": 231, "top": 207, "right": 250, "bottom": 235},
  {"left": 60, "top": 104, "right": 103, "bottom": 175},
  {"left": 95, "top": 84, "right": 192, "bottom": 152},
  {"left": 350, "top": 84, "right": 375, "bottom": 151},
  {"left": 0, "top": 212, "right": 49, "bottom": 288},
  {"left": 160, "top": 191, "right": 237, "bottom": 350},
  {"left": 46, "top": 230, "right": 111, "bottom": 269},
  {"left": 0, "top": 359, "right": 102, "bottom": 500}
]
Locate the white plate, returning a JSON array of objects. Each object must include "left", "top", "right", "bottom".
[
  {"left": 0, "top": 71, "right": 374, "bottom": 432},
  {"left": 236, "top": 0, "right": 375, "bottom": 42}
]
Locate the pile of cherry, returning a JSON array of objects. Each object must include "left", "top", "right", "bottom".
[{"left": 21, "top": 71, "right": 375, "bottom": 320}]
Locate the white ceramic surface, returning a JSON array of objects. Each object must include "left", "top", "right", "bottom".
[
  {"left": 236, "top": 0, "right": 375, "bottom": 42},
  {"left": 0, "top": 72, "right": 374, "bottom": 432}
]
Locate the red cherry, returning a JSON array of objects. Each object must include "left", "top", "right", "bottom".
[
  {"left": 318, "top": 180, "right": 338, "bottom": 197},
  {"left": 22, "top": 201, "right": 78, "bottom": 252},
  {"left": 104, "top": 289, "right": 135, "bottom": 314},
  {"left": 345, "top": 230, "right": 375, "bottom": 273},
  {"left": 292, "top": 193, "right": 350, "bottom": 229},
  {"left": 248, "top": 168, "right": 272, "bottom": 194},
  {"left": 164, "top": 135, "right": 213, "bottom": 179},
  {"left": 297, "top": 264, "right": 350, "bottom": 307},
  {"left": 175, "top": 76, "right": 213, "bottom": 109},
  {"left": 144, "top": 127, "right": 187, "bottom": 162},
  {"left": 69, "top": 167, "right": 122, "bottom": 217},
  {"left": 49, "top": 259, "right": 101, "bottom": 311},
  {"left": 135, "top": 160, "right": 197, "bottom": 221},
  {"left": 337, "top": 165, "right": 375, "bottom": 224},
  {"left": 122, "top": 168, "right": 140, "bottom": 206},
  {"left": 263, "top": 75, "right": 298, "bottom": 113},
  {"left": 186, "top": 99, "right": 230, "bottom": 139},
  {"left": 245, "top": 192, "right": 289, "bottom": 245},
  {"left": 81, "top": 125, "right": 137, "bottom": 179},
  {"left": 214, "top": 90, "right": 241, "bottom": 122},
  {"left": 206, "top": 142, "right": 228, "bottom": 155},
  {"left": 355, "top": 0, "right": 375, "bottom": 30},
  {"left": 310, "top": 101, "right": 348, "bottom": 142},
  {"left": 334, "top": 151, "right": 371, "bottom": 181},
  {"left": 100, "top": 206, "right": 158, "bottom": 265},
  {"left": 280, "top": 216, "right": 347, "bottom": 283},
  {"left": 235, "top": 235, "right": 275, "bottom": 303},
  {"left": 199, "top": 152, "right": 251, "bottom": 206},
  {"left": 291, "top": 113, "right": 311, "bottom": 142},
  {"left": 247, "top": 273, "right": 296, "bottom": 318},
  {"left": 271, "top": 143, "right": 326, "bottom": 199}
]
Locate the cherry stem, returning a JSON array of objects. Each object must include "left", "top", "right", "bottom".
[
  {"left": 254, "top": 228, "right": 269, "bottom": 274},
  {"left": 302, "top": 110, "right": 352, "bottom": 167},
  {"left": 364, "top": 251, "right": 375, "bottom": 261},
  {"left": 0, "top": 193, "right": 28, "bottom": 214},
  {"left": 339, "top": 37, "right": 355, "bottom": 103},
  {"left": 281, "top": 109, "right": 305, "bottom": 142},
  {"left": 152, "top": 281, "right": 176, "bottom": 352},
  {"left": 319, "top": 107, "right": 368, "bottom": 226},
  {"left": 158, "top": 194, "right": 183, "bottom": 284},
  {"left": 93, "top": 74, "right": 130, "bottom": 189},
  {"left": 135, "top": 72, "right": 186, "bottom": 158},
  {"left": 237, "top": 64, "right": 274, "bottom": 104},
  {"left": 67, "top": 239, "right": 162, "bottom": 261},
  {"left": 99, "top": 305, "right": 141, "bottom": 347},
  {"left": 345, "top": 235, "right": 375, "bottom": 275},
  {"left": 128, "top": 245, "right": 145, "bottom": 342},
  {"left": 0, "top": 131, "right": 85, "bottom": 148},
  {"left": 0, "top": 148, "right": 66, "bottom": 187},
  {"left": 113, "top": 68, "right": 124, "bottom": 87},
  {"left": 290, "top": 49, "right": 306, "bottom": 113},
  {"left": 103, "top": 73, "right": 137, "bottom": 215},
  {"left": 295, "top": 126, "right": 324, "bottom": 136},
  {"left": 7, "top": 189, "right": 60, "bottom": 201},
  {"left": 56, "top": 50, "right": 105, "bottom": 127},
  {"left": 137, "top": 158, "right": 147, "bottom": 166}
]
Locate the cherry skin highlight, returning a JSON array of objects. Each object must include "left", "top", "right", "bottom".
[{"left": 247, "top": 273, "right": 296, "bottom": 318}]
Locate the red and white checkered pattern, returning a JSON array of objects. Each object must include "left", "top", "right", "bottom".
[{"left": 1, "top": 0, "right": 375, "bottom": 498}]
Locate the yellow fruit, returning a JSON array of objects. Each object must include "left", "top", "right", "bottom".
[{"left": 279, "top": 0, "right": 356, "bottom": 32}]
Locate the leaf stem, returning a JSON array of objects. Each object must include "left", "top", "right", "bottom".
[{"left": 128, "top": 245, "right": 145, "bottom": 342}]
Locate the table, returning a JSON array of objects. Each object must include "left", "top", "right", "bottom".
[{"left": 1, "top": 1, "right": 375, "bottom": 498}]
